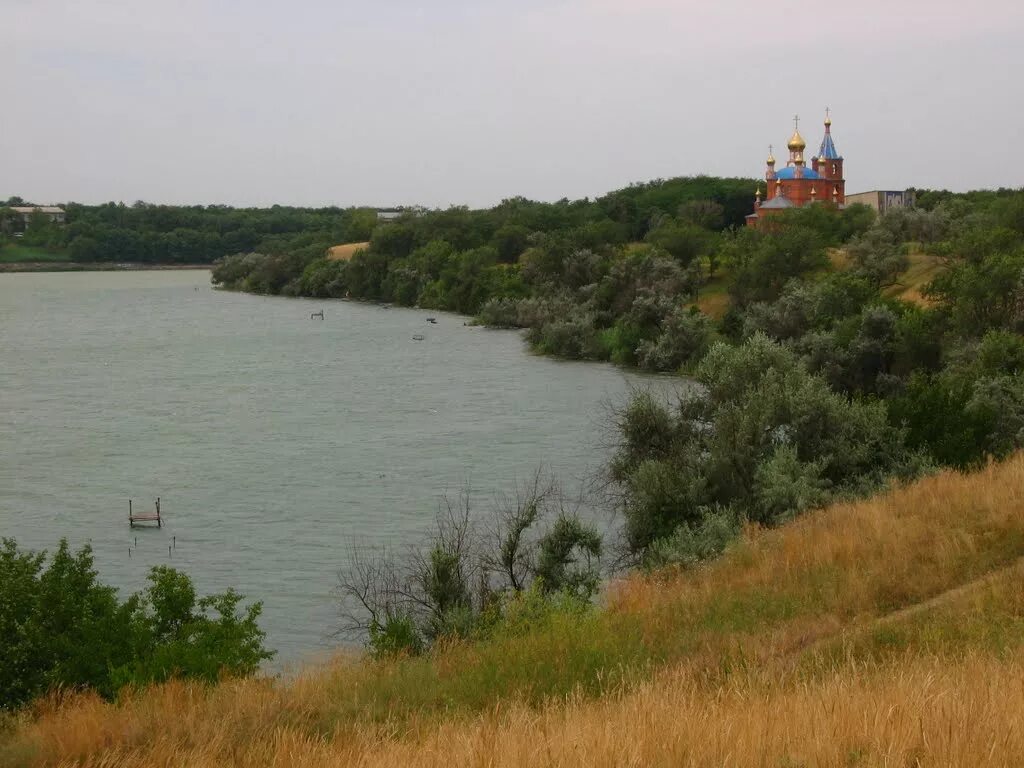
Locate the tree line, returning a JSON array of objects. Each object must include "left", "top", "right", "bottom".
[{"left": 2, "top": 177, "right": 755, "bottom": 264}]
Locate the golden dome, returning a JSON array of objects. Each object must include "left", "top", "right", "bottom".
[
  {"left": 787, "top": 131, "right": 806, "bottom": 152},
  {"left": 824, "top": 116, "right": 832, "bottom": 127},
  {"left": 766, "top": 153, "right": 776, "bottom": 165}
]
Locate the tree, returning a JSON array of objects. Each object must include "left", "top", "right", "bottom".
[
  {"left": 926, "top": 250, "right": 1024, "bottom": 334},
  {"left": 0, "top": 539, "right": 272, "bottom": 709},
  {"left": 611, "top": 335, "right": 923, "bottom": 557}
]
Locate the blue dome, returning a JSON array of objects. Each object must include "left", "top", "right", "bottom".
[{"left": 774, "top": 166, "right": 821, "bottom": 180}]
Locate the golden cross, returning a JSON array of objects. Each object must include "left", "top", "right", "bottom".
[
  {"left": 825, "top": 106, "right": 831, "bottom": 120},
  {"left": 793, "top": 114, "right": 800, "bottom": 131}
]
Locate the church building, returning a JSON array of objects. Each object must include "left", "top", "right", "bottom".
[{"left": 746, "top": 111, "right": 845, "bottom": 227}]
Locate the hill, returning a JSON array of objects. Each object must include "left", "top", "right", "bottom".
[{"left": 4, "top": 454, "right": 1024, "bottom": 766}]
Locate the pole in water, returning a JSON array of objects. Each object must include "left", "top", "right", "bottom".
[
  {"left": 173, "top": 536, "right": 176, "bottom": 549},
  {"left": 168, "top": 545, "right": 172, "bottom": 558},
  {"left": 135, "top": 537, "right": 137, "bottom": 547},
  {"left": 129, "top": 548, "right": 131, "bottom": 558}
]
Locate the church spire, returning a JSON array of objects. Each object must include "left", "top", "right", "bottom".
[{"left": 817, "top": 107, "right": 840, "bottom": 160}]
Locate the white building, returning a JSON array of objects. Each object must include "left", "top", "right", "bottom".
[{"left": 11, "top": 206, "right": 67, "bottom": 226}]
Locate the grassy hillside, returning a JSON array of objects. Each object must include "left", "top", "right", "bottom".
[
  {"left": 4, "top": 455, "right": 1024, "bottom": 766},
  {"left": 326, "top": 241, "right": 369, "bottom": 261}
]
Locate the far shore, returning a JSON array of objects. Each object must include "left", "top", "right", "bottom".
[{"left": 0, "top": 262, "right": 212, "bottom": 273}]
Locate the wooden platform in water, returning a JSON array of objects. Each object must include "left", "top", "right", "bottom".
[{"left": 129, "top": 498, "right": 162, "bottom": 527}]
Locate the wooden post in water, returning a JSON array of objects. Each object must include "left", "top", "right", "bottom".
[{"left": 129, "top": 499, "right": 133, "bottom": 528}]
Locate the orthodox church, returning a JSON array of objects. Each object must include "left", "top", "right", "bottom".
[{"left": 746, "top": 111, "right": 845, "bottom": 227}]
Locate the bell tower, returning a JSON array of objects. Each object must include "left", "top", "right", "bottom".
[{"left": 813, "top": 108, "right": 845, "bottom": 203}]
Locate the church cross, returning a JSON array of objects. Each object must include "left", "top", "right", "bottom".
[
  {"left": 825, "top": 106, "right": 831, "bottom": 120},
  {"left": 793, "top": 114, "right": 800, "bottom": 131},
  {"left": 769, "top": 144, "right": 774, "bottom": 155}
]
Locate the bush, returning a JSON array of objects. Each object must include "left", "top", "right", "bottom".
[
  {"left": 0, "top": 539, "right": 271, "bottom": 709},
  {"left": 612, "top": 335, "right": 924, "bottom": 556},
  {"left": 337, "top": 479, "right": 603, "bottom": 656},
  {"left": 636, "top": 307, "right": 714, "bottom": 372},
  {"left": 531, "top": 311, "right": 603, "bottom": 360},
  {"left": 644, "top": 506, "right": 741, "bottom": 569},
  {"left": 476, "top": 297, "right": 524, "bottom": 328}
]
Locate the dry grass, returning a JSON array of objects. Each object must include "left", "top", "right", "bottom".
[
  {"left": 885, "top": 248, "right": 946, "bottom": 307},
  {"left": 326, "top": 242, "right": 369, "bottom": 261},
  {"left": 9, "top": 654, "right": 1024, "bottom": 767},
  {"left": 5, "top": 456, "right": 1024, "bottom": 767},
  {"left": 827, "top": 246, "right": 852, "bottom": 271}
]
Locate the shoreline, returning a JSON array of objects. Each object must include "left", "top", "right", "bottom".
[{"left": 0, "top": 262, "right": 212, "bottom": 273}]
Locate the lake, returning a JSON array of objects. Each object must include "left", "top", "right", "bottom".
[{"left": 0, "top": 270, "right": 678, "bottom": 666}]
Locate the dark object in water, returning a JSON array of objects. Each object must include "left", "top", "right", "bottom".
[
  {"left": 426, "top": 317, "right": 437, "bottom": 324},
  {"left": 129, "top": 497, "right": 162, "bottom": 528},
  {"left": 311, "top": 310, "right": 324, "bottom": 320},
  {"left": 412, "top": 334, "right": 425, "bottom": 341}
]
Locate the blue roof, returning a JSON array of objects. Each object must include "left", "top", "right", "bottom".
[
  {"left": 818, "top": 132, "right": 840, "bottom": 160},
  {"left": 774, "top": 166, "right": 821, "bottom": 180}
]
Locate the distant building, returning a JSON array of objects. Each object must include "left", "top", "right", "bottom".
[
  {"left": 11, "top": 206, "right": 66, "bottom": 226},
  {"left": 376, "top": 210, "right": 404, "bottom": 223},
  {"left": 746, "top": 111, "right": 846, "bottom": 228},
  {"left": 844, "top": 190, "right": 916, "bottom": 215}
]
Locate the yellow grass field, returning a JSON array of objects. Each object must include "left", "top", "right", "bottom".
[
  {"left": 326, "top": 242, "right": 369, "bottom": 261},
  {"left": 4, "top": 456, "right": 1024, "bottom": 767},
  {"left": 885, "top": 249, "right": 946, "bottom": 306}
]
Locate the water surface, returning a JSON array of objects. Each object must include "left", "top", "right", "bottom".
[{"left": 0, "top": 270, "right": 676, "bottom": 665}]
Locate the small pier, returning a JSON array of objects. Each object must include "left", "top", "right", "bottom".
[{"left": 129, "top": 497, "right": 162, "bottom": 528}]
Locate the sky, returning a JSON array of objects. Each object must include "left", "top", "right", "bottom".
[{"left": 2, "top": 0, "right": 1022, "bottom": 209}]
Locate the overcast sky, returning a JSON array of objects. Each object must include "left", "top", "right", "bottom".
[{"left": 2, "top": 0, "right": 1021, "bottom": 209}]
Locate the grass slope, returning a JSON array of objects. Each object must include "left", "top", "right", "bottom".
[
  {"left": 884, "top": 248, "right": 945, "bottom": 306},
  {"left": 4, "top": 456, "right": 1024, "bottom": 766},
  {"left": 327, "top": 242, "right": 370, "bottom": 261}
]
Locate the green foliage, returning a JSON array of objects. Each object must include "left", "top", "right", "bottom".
[
  {"left": 612, "top": 336, "right": 924, "bottom": 557},
  {"left": 644, "top": 219, "right": 715, "bottom": 267},
  {"left": 0, "top": 539, "right": 272, "bottom": 710},
  {"left": 926, "top": 250, "right": 1024, "bottom": 334},
  {"left": 368, "top": 613, "right": 424, "bottom": 659},
  {"left": 846, "top": 225, "right": 909, "bottom": 287},
  {"left": 722, "top": 225, "right": 829, "bottom": 306},
  {"left": 338, "top": 478, "right": 604, "bottom": 657},
  {"left": 636, "top": 306, "right": 715, "bottom": 372},
  {"left": 644, "top": 506, "right": 741, "bottom": 569},
  {"left": 534, "top": 515, "right": 602, "bottom": 599}
]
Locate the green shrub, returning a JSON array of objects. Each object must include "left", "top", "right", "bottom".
[
  {"left": 612, "top": 335, "right": 924, "bottom": 557},
  {"left": 368, "top": 613, "right": 424, "bottom": 659},
  {"left": 0, "top": 539, "right": 272, "bottom": 709},
  {"left": 644, "top": 506, "right": 741, "bottom": 569}
]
